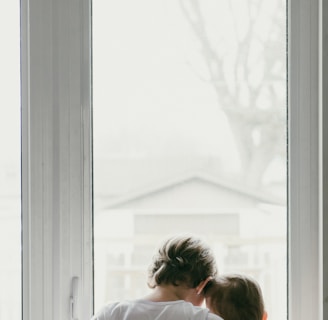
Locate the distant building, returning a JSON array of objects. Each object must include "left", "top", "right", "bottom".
[{"left": 94, "top": 170, "right": 286, "bottom": 315}]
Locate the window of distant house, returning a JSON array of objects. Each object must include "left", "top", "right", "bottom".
[
  {"left": 0, "top": 1, "right": 21, "bottom": 319},
  {"left": 92, "top": 1, "right": 287, "bottom": 319}
]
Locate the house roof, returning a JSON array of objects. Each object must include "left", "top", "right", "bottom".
[{"left": 98, "top": 169, "right": 285, "bottom": 210}]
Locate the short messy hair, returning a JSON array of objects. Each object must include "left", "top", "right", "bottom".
[
  {"left": 204, "top": 274, "right": 265, "bottom": 320},
  {"left": 147, "top": 234, "right": 217, "bottom": 289}
]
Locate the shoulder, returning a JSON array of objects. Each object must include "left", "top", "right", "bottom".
[
  {"left": 207, "top": 311, "right": 224, "bottom": 320},
  {"left": 90, "top": 301, "right": 127, "bottom": 320},
  {"left": 91, "top": 300, "right": 224, "bottom": 320},
  {"left": 179, "top": 302, "right": 224, "bottom": 320}
]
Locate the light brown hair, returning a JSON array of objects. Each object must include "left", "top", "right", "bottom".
[
  {"left": 204, "top": 274, "right": 266, "bottom": 320},
  {"left": 147, "top": 235, "right": 217, "bottom": 289}
]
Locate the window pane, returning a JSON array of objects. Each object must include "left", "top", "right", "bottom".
[
  {"left": 93, "top": 0, "right": 287, "bottom": 319},
  {"left": 0, "top": 1, "right": 21, "bottom": 319}
]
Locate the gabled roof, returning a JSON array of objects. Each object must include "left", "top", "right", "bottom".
[{"left": 99, "top": 170, "right": 285, "bottom": 210}]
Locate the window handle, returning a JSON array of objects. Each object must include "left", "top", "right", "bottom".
[{"left": 70, "top": 277, "right": 79, "bottom": 320}]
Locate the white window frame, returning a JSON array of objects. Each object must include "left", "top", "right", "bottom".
[
  {"left": 322, "top": 1, "right": 328, "bottom": 317},
  {"left": 21, "top": 0, "right": 93, "bottom": 320},
  {"left": 20, "top": 0, "right": 327, "bottom": 320},
  {"left": 288, "top": 0, "right": 326, "bottom": 319}
]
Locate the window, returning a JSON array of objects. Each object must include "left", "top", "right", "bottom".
[
  {"left": 20, "top": 0, "right": 326, "bottom": 320},
  {"left": 92, "top": 1, "right": 287, "bottom": 318}
]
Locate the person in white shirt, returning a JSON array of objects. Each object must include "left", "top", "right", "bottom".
[{"left": 91, "top": 234, "right": 224, "bottom": 320}]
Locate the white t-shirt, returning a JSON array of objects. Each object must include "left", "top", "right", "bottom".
[{"left": 91, "top": 299, "right": 224, "bottom": 320}]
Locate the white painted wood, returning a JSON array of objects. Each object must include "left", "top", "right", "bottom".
[
  {"left": 288, "top": 0, "right": 323, "bottom": 319},
  {"left": 320, "top": 0, "right": 328, "bottom": 318},
  {"left": 21, "top": 0, "right": 93, "bottom": 319}
]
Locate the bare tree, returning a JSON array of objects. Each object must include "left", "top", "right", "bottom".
[{"left": 179, "top": 0, "right": 286, "bottom": 187}]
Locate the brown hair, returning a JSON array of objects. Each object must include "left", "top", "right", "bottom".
[
  {"left": 147, "top": 235, "right": 217, "bottom": 289},
  {"left": 204, "top": 274, "right": 265, "bottom": 320}
]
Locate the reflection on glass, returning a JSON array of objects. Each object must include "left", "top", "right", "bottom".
[
  {"left": 93, "top": 0, "right": 286, "bottom": 319},
  {"left": 0, "top": 1, "right": 21, "bottom": 319}
]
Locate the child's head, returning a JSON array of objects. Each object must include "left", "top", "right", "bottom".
[
  {"left": 204, "top": 274, "right": 267, "bottom": 320},
  {"left": 147, "top": 234, "right": 217, "bottom": 289}
]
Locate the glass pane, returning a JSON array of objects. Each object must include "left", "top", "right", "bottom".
[
  {"left": 93, "top": 0, "right": 287, "bottom": 319},
  {"left": 0, "top": 0, "right": 21, "bottom": 319}
]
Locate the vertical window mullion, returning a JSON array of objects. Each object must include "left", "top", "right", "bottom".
[
  {"left": 288, "top": 0, "right": 322, "bottom": 319},
  {"left": 21, "top": 1, "right": 93, "bottom": 320},
  {"left": 321, "top": 0, "right": 328, "bottom": 318}
]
